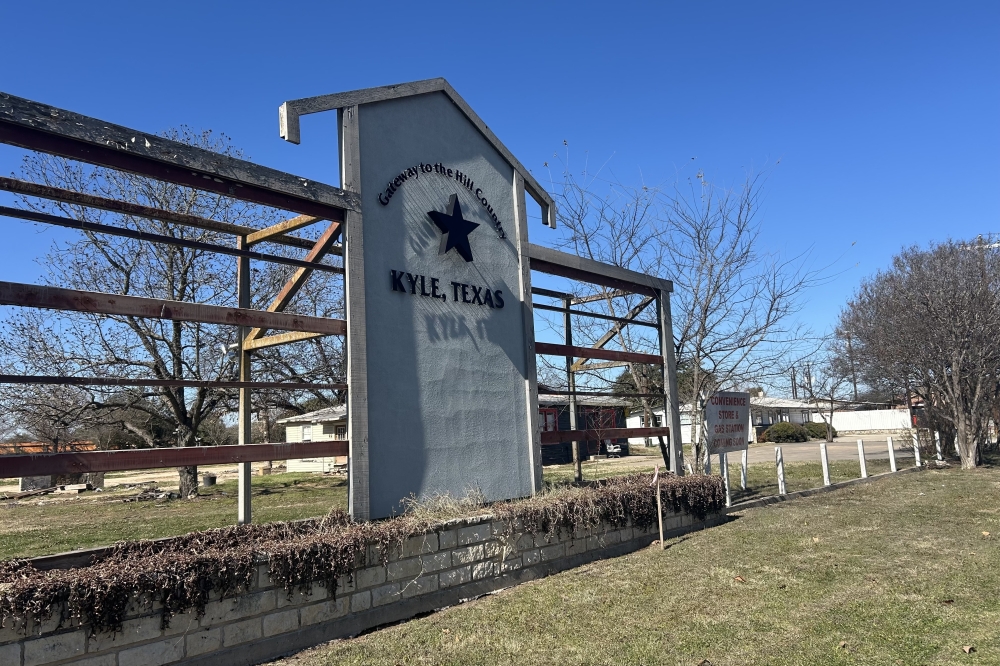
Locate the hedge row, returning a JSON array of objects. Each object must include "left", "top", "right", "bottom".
[{"left": 0, "top": 473, "right": 725, "bottom": 637}]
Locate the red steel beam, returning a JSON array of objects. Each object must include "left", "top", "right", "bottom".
[
  {"left": 0, "top": 281, "right": 347, "bottom": 336},
  {"left": 534, "top": 342, "right": 662, "bottom": 365},
  {"left": 0, "top": 441, "right": 349, "bottom": 477},
  {"left": 540, "top": 427, "right": 670, "bottom": 445}
]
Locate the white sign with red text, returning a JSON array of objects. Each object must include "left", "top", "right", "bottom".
[{"left": 706, "top": 391, "right": 750, "bottom": 454}]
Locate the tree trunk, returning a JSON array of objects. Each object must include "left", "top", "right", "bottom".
[
  {"left": 955, "top": 410, "right": 979, "bottom": 469},
  {"left": 178, "top": 466, "right": 199, "bottom": 497},
  {"left": 176, "top": 426, "right": 199, "bottom": 497}
]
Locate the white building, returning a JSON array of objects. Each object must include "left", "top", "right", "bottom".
[
  {"left": 625, "top": 396, "right": 912, "bottom": 446},
  {"left": 278, "top": 405, "right": 348, "bottom": 473}
]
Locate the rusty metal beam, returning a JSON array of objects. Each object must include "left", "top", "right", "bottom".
[
  {"left": 245, "top": 214, "right": 322, "bottom": 245},
  {"left": 540, "top": 427, "right": 669, "bottom": 445},
  {"left": 0, "top": 206, "right": 343, "bottom": 274},
  {"left": 0, "top": 91, "right": 358, "bottom": 218},
  {"left": 535, "top": 342, "right": 662, "bottom": 365},
  {"left": 0, "top": 281, "right": 347, "bottom": 335},
  {"left": 246, "top": 221, "right": 343, "bottom": 341},
  {"left": 243, "top": 331, "right": 327, "bottom": 351},
  {"left": 0, "top": 441, "right": 350, "bottom": 477},
  {"left": 0, "top": 374, "right": 345, "bottom": 390},
  {"left": 0, "top": 176, "right": 320, "bottom": 250}
]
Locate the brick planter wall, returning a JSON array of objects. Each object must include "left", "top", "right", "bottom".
[{"left": 0, "top": 509, "right": 716, "bottom": 666}]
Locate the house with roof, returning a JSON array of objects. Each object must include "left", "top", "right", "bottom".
[{"left": 278, "top": 406, "right": 348, "bottom": 473}]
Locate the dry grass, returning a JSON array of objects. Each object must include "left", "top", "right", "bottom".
[{"left": 267, "top": 462, "right": 1000, "bottom": 666}]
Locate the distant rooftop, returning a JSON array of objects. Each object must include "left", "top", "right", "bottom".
[{"left": 276, "top": 405, "right": 347, "bottom": 425}]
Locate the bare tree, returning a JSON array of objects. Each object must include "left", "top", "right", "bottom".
[
  {"left": 838, "top": 237, "right": 1000, "bottom": 468},
  {"left": 0, "top": 129, "right": 341, "bottom": 496},
  {"left": 795, "top": 338, "right": 854, "bottom": 442}
]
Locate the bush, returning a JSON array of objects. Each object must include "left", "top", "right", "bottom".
[
  {"left": 762, "top": 422, "right": 809, "bottom": 443},
  {"left": 804, "top": 421, "right": 837, "bottom": 439},
  {"left": 0, "top": 473, "right": 725, "bottom": 636}
]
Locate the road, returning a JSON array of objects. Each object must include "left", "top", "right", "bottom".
[{"left": 744, "top": 436, "right": 919, "bottom": 464}]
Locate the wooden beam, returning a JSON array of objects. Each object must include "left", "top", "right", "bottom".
[
  {"left": 573, "top": 361, "right": 631, "bottom": 371},
  {"left": 540, "top": 427, "right": 669, "bottom": 445},
  {"left": 570, "top": 296, "right": 655, "bottom": 371},
  {"left": 245, "top": 214, "right": 322, "bottom": 245},
  {"left": 243, "top": 331, "right": 327, "bottom": 351},
  {"left": 245, "top": 221, "right": 343, "bottom": 341},
  {"left": 0, "top": 441, "right": 350, "bottom": 477},
  {"left": 0, "top": 374, "right": 346, "bottom": 390},
  {"left": 0, "top": 91, "right": 359, "bottom": 218},
  {"left": 572, "top": 289, "right": 630, "bottom": 305},
  {"left": 532, "top": 301, "right": 659, "bottom": 328},
  {"left": 535, "top": 342, "right": 662, "bottom": 365},
  {"left": 0, "top": 281, "right": 347, "bottom": 335},
  {"left": 0, "top": 176, "right": 321, "bottom": 250},
  {"left": 0, "top": 206, "right": 342, "bottom": 274},
  {"left": 528, "top": 244, "right": 673, "bottom": 295},
  {"left": 531, "top": 286, "right": 574, "bottom": 300}
]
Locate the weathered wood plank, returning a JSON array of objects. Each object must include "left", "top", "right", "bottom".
[
  {"left": 243, "top": 330, "right": 327, "bottom": 351},
  {"left": 0, "top": 374, "right": 346, "bottom": 390},
  {"left": 0, "top": 205, "right": 342, "bottom": 274},
  {"left": 0, "top": 91, "right": 360, "bottom": 217},
  {"left": 569, "top": 296, "right": 655, "bottom": 371},
  {"left": 535, "top": 341, "right": 662, "bottom": 365},
  {"left": 528, "top": 244, "right": 673, "bottom": 295},
  {"left": 0, "top": 441, "right": 349, "bottom": 477},
  {"left": 0, "top": 281, "right": 347, "bottom": 335},
  {"left": 513, "top": 172, "right": 543, "bottom": 493},
  {"left": 0, "top": 176, "right": 322, "bottom": 249},
  {"left": 245, "top": 220, "right": 343, "bottom": 341},
  {"left": 245, "top": 214, "right": 322, "bottom": 245},
  {"left": 341, "top": 105, "right": 371, "bottom": 522}
]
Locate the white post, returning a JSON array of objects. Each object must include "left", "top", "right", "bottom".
[
  {"left": 857, "top": 439, "right": 868, "bottom": 478},
  {"left": 775, "top": 446, "right": 786, "bottom": 495},
  {"left": 912, "top": 432, "right": 922, "bottom": 468},
  {"left": 887, "top": 436, "right": 897, "bottom": 472},
  {"left": 720, "top": 452, "right": 731, "bottom": 508},
  {"left": 934, "top": 431, "right": 943, "bottom": 461},
  {"left": 740, "top": 448, "right": 748, "bottom": 490},
  {"left": 820, "top": 442, "right": 831, "bottom": 486}
]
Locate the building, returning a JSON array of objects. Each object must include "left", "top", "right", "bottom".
[
  {"left": 278, "top": 406, "right": 348, "bottom": 473},
  {"left": 538, "top": 395, "right": 631, "bottom": 465},
  {"left": 625, "top": 396, "right": 914, "bottom": 447}
]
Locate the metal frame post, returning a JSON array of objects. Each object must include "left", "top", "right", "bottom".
[
  {"left": 775, "top": 446, "right": 786, "bottom": 495},
  {"left": 657, "top": 290, "right": 683, "bottom": 474},
  {"left": 820, "top": 442, "right": 831, "bottom": 486},
  {"left": 740, "top": 448, "right": 748, "bottom": 490},
  {"left": 237, "top": 235, "right": 252, "bottom": 524},
  {"left": 564, "top": 297, "right": 581, "bottom": 483}
]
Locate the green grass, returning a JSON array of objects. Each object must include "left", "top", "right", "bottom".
[
  {"left": 269, "top": 463, "right": 1000, "bottom": 666},
  {"left": 0, "top": 473, "right": 347, "bottom": 559}
]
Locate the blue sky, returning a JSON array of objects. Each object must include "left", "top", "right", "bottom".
[{"left": 0, "top": 0, "right": 996, "bottom": 334}]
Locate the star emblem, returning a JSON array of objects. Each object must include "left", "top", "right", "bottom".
[{"left": 427, "top": 194, "right": 480, "bottom": 262}]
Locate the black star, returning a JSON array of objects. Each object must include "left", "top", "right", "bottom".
[{"left": 427, "top": 194, "right": 480, "bottom": 263}]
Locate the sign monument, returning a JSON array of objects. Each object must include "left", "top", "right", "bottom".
[{"left": 282, "top": 81, "right": 555, "bottom": 519}]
